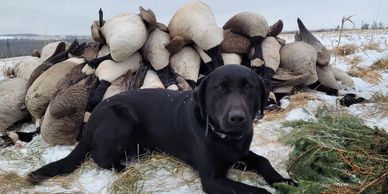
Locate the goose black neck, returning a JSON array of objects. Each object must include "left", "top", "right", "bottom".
[
  {"left": 88, "top": 54, "right": 112, "bottom": 69},
  {"left": 308, "top": 80, "right": 338, "bottom": 96},
  {"left": 86, "top": 79, "right": 111, "bottom": 112},
  {"left": 46, "top": 51, "right": 69, "bottom": 65},
  {"left": 250, "top": 36, "right": 265, "bottom": 62},
  {"left": 156, "top": 66, "right": 177, "bottom": 88},
  {"left": 205, "top": 46, "right": 224, "bottom": 70}
]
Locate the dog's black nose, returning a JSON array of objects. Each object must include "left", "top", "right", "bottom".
[{"left": 229, "top": 110, "right": 246, "bottom": 125}]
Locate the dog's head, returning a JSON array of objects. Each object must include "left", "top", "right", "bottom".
[{"left": 194, "top": 65, "right": 268, "bottom": 140}]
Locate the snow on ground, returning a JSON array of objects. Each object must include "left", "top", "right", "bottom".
[{"left": 0, "top": 29, "right": 387, "bottom": 193}]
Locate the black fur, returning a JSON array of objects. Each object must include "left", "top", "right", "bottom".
[{"left": 27, "top": 65, "right": 296, "bottom": 193}]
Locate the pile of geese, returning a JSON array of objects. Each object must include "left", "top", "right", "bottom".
[{"left": 0, "top": 1, "right": 365, "bottom": 147}]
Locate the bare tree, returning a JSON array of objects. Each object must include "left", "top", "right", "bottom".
[{"left": 337, "top": 15, "right": 355, "bottom": 47}]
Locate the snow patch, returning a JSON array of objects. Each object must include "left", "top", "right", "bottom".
[
  {"left": 77, "top": 169, "right": 114, "bottom": 193},
  {"left": 285, "top": 108, "right": 316, "bottom": 121},
  {"left": 42, "top": 145, "right": 74, "bottom": 164}
]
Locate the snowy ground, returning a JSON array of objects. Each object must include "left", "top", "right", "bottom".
[{"left": 0, "top": 29, "right": 387, "bottom": 193}]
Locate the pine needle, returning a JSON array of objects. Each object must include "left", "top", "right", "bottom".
[{"left": 276, "top": 107, "right": 388, "bottom": 194}]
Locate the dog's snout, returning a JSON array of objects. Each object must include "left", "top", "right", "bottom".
[{"left": 228, "top": 110, "right": 246, "bottom": 125}]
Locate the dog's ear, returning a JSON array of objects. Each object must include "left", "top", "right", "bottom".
[{"left": 193, "top": 76, "right": 208, "bottom": 118}]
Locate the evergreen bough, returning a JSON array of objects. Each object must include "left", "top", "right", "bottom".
[{"left": 276, "top": 107, "right": 388, "bottom": 194}]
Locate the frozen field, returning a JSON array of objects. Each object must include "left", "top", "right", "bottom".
[{"left": 0, "top": 29, "right": 387, "bottom": 193}]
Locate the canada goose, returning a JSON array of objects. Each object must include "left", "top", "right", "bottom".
[
  {"left": 90, "top": 7, "right": 157, "bottom": 62},
  {"left": 40, "top": 75, "right": 98, "bottom": 145},
  {"left": 167, "top": 1, "right": 224, "bottom": 72},
  {"left": 11, "top": 56, "right": 41, "bottom": 81},
  {"left": 87, "top": 52, "right": 143, "bottom": 112},
  {"left": 333, "top": 67, "right": 354, "bottom": 89},
  {"left": 142, "top": 27, "right": 177, "bottom": 88},
  {"left": 0, "top": 78, "right": 29, "bottom": 132},
  {"left": 102, "top": 70, "right": 133, "bottom": 100},
  {"left": 40, "top": 41, "right": 67, "bottom": 62},
  {"left": 223, "top": 12, "right": 269, "bottom": 67},
  {"left": 271, "top": 18, "right": 340, "bottom": 97},
  {"left": 25, "top": 57, "right": 86, "bottom": 120},
  {"left": 170, "top": 46, "right": 201, "bottom": 88},
  {"left": 295, "top": 18, "right": 330, "bottom": 66},
  {"left": 27, "top": 40, "right": 86, "bottom": 88}
]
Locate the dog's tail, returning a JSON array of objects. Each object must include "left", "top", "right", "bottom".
[{"left": 26, "top": 140, "right": 90, "bottom": 184}]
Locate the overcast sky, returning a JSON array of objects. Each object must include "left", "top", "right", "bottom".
[{"left": 0, "top": 0, "right": 386, "bottom": 35}]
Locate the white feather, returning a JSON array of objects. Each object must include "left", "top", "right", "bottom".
[
  {"left": 102, "top": 13, "right": 147, "bottom": 61},
  {"left": 170, "top": 47, "right": 201, "bottom": 82},
  {"left": 168, "top": 1, "right": 223, "bottom": 50},
  {"left": 142, "top": 28, "right": 171, "bottom": 70},
  {"left": 140, "top": 70, "right": 165, "bottom": 89},
  {"left": 222, "top": 53, "right": 242, "bottom": 65},
  {"left": 194, "top": 44, "right": 212, "bottom": 63},
  {"left": 95, "top": 52, "right": 142, "bottom": 82}
]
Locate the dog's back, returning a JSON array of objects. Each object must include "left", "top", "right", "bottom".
[{"left": 86, "top": 89, "right": 202, "bottom": 161}]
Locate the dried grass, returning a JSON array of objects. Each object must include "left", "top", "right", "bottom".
[
  {"left": 348, "top": 69, "right": 382, "bottom": 84},
  {"left": 109, "top": 166, "right": 144, "bottom": 194},
  {"left": 265, "top": 92, "right": 319, "bottom": 120},
  {"left": 371, "top": 57, "right": 388, "bottom": 70},
  {"left": 362, "top": 41, "right": 383, "bottom": 52},
  {"left": 370, "top": 92, "right": 388, "bottom": 117},
  {"left": 333, "top": 44, "right": 358, "bottom": 56},
  {"left": 0, "top": 171, "right": 32, "bottom": 193},
  {"left": 371, "top": 92, "right": 388, "bottom": 103},
  {"left": 347, "top": 55, "right": 363, "bottom": 67},
  {"left": 109, "top": 152, "right": 198, "bottom": 194}
]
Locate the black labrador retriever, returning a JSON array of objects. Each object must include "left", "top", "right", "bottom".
[{"left": 27, "top": 65, "right": 295, "bottom": 193}]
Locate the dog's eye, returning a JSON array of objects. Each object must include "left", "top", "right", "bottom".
[
  {"left": 216, "top": 85, "right": 225, "bottom": 93},
  {"left": 244, "top": 84, "right": 252, "bottom": 91}
]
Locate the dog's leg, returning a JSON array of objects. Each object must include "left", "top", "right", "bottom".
[
  {"left": 90, "top": 105, "right": 138, "bottom": 172},
  {"left": 91, "top": 127, "right": 134, "bottom": 172},
  {"left": 235, "top": 151, "right": 297, "bottom": 186},
  {"left": 200, "top": 175, "right": 271, "bottom": 194}
]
